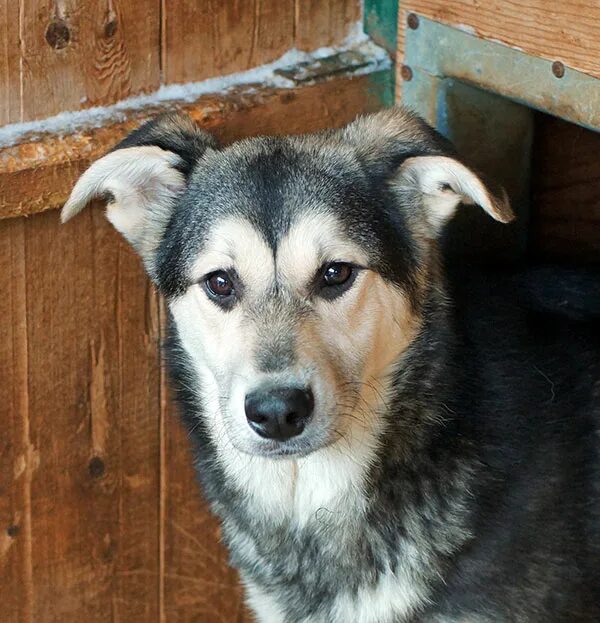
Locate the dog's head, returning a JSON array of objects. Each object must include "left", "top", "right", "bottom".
[{"left": 63, "top": 109, "right": 512, "bottom": 459}]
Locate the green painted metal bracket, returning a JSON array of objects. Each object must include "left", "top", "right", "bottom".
[
  {"left": 402, "top": 16, "right": 600, "bottom": 260},
  {"left": 363, "top": 0, "right": 398, "bottom": 108},
  {"left": 402, "top": 16, "right": 600, "bottom": 132}
]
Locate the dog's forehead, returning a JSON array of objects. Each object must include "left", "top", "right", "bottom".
[
  {"left": 157, "top": 135, "right": 419, "bottom": 296},
  {"left": 183, "top": 136, "right": 367, "bottom": 251},
  {"left": 189, "top": 211, "right": 369, "bottom": 289},
  {"left": 190, "top": 136, "right": 358, "bottom": 226}
]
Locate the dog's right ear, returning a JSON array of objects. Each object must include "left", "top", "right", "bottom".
[{"left": 61, "top": 113, "right": 216, "bottom": 277}]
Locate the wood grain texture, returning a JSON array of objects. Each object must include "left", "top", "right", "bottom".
[
  {"left": 397, "top": 0, "right": 600, "bottom": 82},
  {"left": 0, "top": 209, "right": 162, "bottom": 622},
  {"left": 0, "top": 72, "right": 386, "bottom": 219},
  {"left": 161, "top": 0, "right": 295, "bottom": 85},
  {"left": 294, "top": 0, "right": 361, "bottom": 50},
  {"left": 19, "top": 0, "right": 160, "bottom": 121},
  {"left": 531, "top": 114, "right": 600, "bottom": 262},
  {"left": 0, "top": 0, "right": 361, "bottom": 122},
  {"left": 0, "top": 0, "right": 21, "bottom": 124},
  {"left": 0, "top": 218, "right": 33, "bottom": 623}
]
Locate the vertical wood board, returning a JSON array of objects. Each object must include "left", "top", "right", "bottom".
[
  {"left": 161, "top": 0, "right": 295, "bottom": 85},
  {"left": 18, "top": 0, "right": 160, "bottom": 121}
]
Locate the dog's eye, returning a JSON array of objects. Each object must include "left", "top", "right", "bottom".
[
  {"left": 205, "top": 271, "right": 234, "bottom": 298},
  {"left": 322, "top": 262, "right": 353, "bottom": 287},
  {"left": 316, "top": 262, "right": 357, "bottom": 300}
]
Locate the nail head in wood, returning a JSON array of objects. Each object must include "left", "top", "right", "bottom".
[
  {"left": 401, "top": 65, "right": 413, "bottom": 81},
  {"left": 552, "top": 61, "right": 565, "bottom": 78},
  {"left": 407, "top": 13, "right": 420, "bottom": 30}
]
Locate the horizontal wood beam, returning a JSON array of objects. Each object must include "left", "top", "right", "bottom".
[{"left": 0, "top": 69, "right": 390, "bottom": 220}]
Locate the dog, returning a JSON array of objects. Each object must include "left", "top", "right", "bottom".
[{"left": 62, "top": 108, "right": 599, "bottom": 622}]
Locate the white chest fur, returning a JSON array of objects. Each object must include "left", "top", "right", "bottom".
[
  {"left": 218, "top": 428, "right": 428, "bottom": 623},
  {"left": 244, "top": 567, "right": 426, "bottom": 623}
]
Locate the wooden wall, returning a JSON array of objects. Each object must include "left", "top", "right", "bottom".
[
  {"left": 531, "top": 114, "right": 600, "bottom": 263},
  {"left": 0, "top": 206, "right": 252, "bottom": 623},
  {"left": 0, "top": 2, "right": 365, "bottom": 622},
  {"left": 0, "top": 0, "right": 360, "bottom": 124}
]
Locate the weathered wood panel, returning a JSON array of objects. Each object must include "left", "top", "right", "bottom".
[
  {"left": 87, "top": 209, "right": 162, "bottom": 621},
  {"left": 0, "top": 0, "right": 362, "bottom": 124},
  {"left": 397, "top": 1, "right": 600, "bottom": 82},
  {"left": 161, "top": 0, "right": 295, "bottom": 85},
  {"left": 0, "top": 68, "right": 388, "bottom": 621},
  {"left": 531, "top": 114, "right": 600, "bottom": 262},
  {"left": 161, "top": 0, "right": 361, "bottom": 85},
  {"left": 0, "top": 218, "right": 33, "bottom": 622},
  {"left": 0, "top": 210, "right": 162, "bottom": 622},
  {"left": 295, "top": 0, "right": 361, "bottom": 50},
  {"left": 19, "top": 0, "right": 160, "bottom": 121},
  {"left": 0, "top": 0, "right": 21, "bottom": 125},
  {"left": 0, "top": 71, "right": 388, "bottom": 219}
]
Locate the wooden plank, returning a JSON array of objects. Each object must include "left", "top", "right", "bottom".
[
  {"left": 0, "top": 0, "right": 21, "bottom": 124},
  {"left": 3, "top": 208, "right": 162, "bottom": 621},
  {"left": 295, "top": 0, "right": 361, "bottom": 50},
  {"left": 397, "top": 1, "right": 600, "bottom": 82},
  {"left": 0, "top": 218, "right": 33, "bottom": 623},
  {"left": 88, "top": 209, "right": 163, "bottom": 620},
  {"left": 0, "top": 67, "right": 388, "bottom": 622},
  {"left": 0, "top": 71, "right": 388, "bottom": 219},
  {"left": 19, "top": 0, "right": 160, "bottom": 121},
  {"left": 161, "top": 0, "right": 295, "bottom": 85},
  {"left": 531, "top": 114, "right": 600, "bottom": 262}
]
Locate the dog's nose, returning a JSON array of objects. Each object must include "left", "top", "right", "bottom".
[{"left": 245, "top": 387, "right": 314, "bottom": 441}]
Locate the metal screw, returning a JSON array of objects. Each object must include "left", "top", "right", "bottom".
[
  {"left": 45, "top": 20, "right": 71, "bottom": 50},
  {"left": 88, "top": 456, "right": 105, "bottom": 478},
  {"left": 401, "top": 65, "right": 413, "bottom": 82},
  {"left": 407, "top": 13, "right": 420, "bottom": 30},
  {"left": 552, "top": 61, "right": 565, "bottom": 78}
]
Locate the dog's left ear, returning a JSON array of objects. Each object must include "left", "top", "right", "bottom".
[
  {"left": 397, "top": 155, "right": 514, "bottom": 234},
  {"left": 339, "top": 109, "right": 513, "bottom": 234},
  {"left": 61, "top": 112, "right": 216, "bottom": 277}
]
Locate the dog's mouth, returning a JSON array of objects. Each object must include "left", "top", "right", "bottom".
[
  {"left": 232, "top": 429, "right": 330, "bottom": 459},
  {"left": 244, "top": 439, "right": 317, "bottom": 459},
  {"left": 225, "top": 410, "right": 339, "bottom": 460}
]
